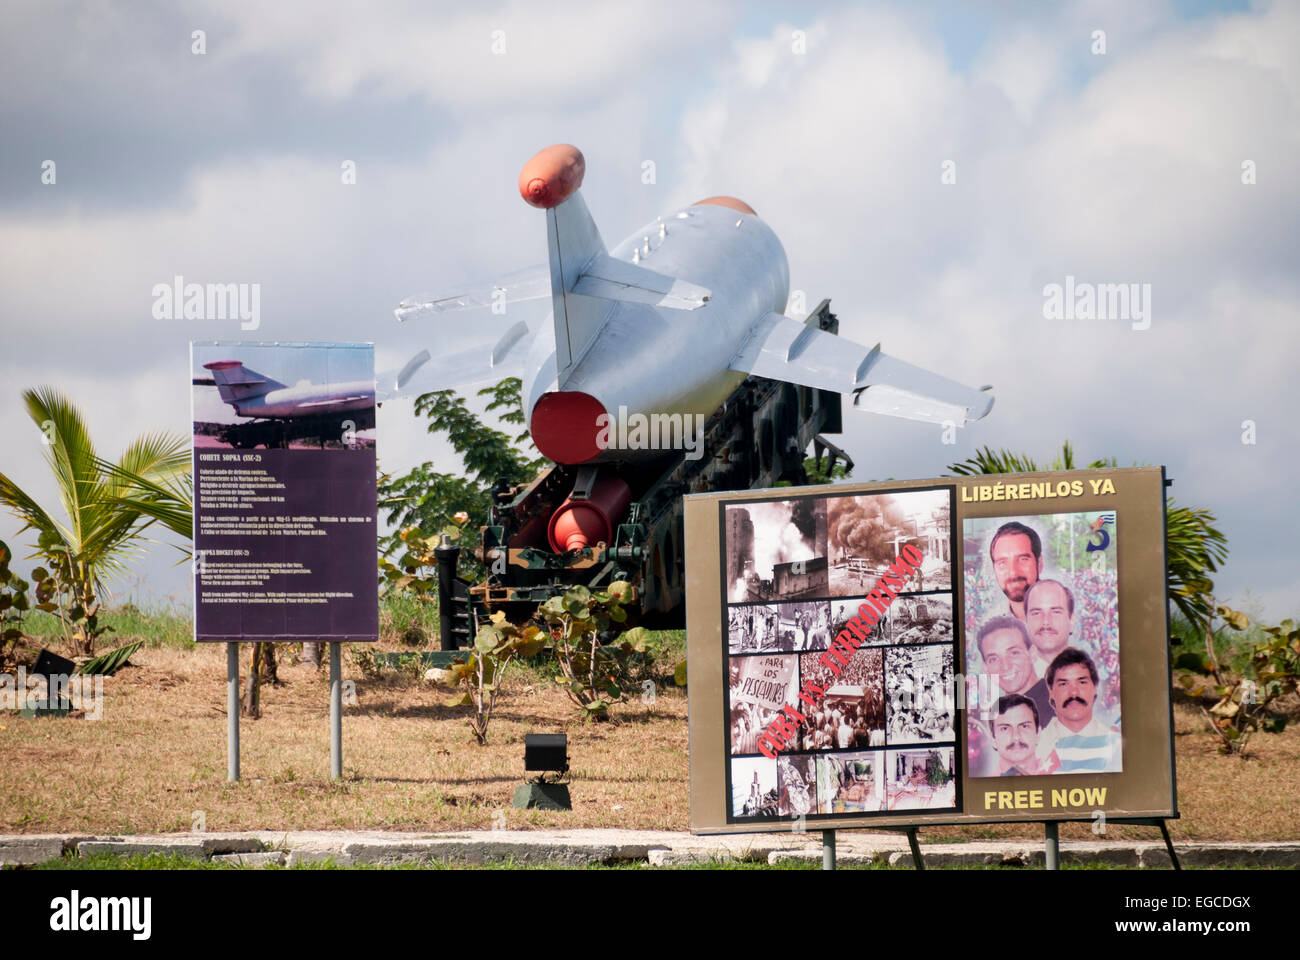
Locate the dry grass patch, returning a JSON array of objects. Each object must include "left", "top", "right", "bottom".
[
  {"left": 1, "top": 643, "right": 688, "bottom": 833},
  {"left": 2, "top": 648, "right": 1297, "bottom": 840}
]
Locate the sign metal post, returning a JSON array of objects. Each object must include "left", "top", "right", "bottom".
[
  {"left": 226, "top": 642, "right": 239, "bottom": 782},
  {"left": 330, "top": 641, "right": 342, "bottom": 780}
]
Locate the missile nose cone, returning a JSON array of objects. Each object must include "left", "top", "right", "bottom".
[
  {"left": 519, "top": 144, "right": 585, "bottom": 208},
  {"left": 547, "top": 475, "right": 632, "bottom": 555}
]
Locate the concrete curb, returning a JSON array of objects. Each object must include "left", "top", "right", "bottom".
[{"left": 3, "top": 831, "right": 1298, "bottom": 868}]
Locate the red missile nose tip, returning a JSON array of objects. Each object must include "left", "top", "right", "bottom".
[{"left": 518, "top": 144, "right": 585, "bottom": 208}]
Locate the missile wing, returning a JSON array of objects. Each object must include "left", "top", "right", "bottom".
[{"left": 728, "top": 312, "right": 994, "bottom": 426}]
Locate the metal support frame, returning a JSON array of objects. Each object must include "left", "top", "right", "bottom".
[
  {"left": 224, "top": 640, "right": 344, "bottom": 783},
  {"left": 872, "top": 825, "right": 926, "bottom": 869},
  {"left": 1039, "top": 817, "right": 1179, "bottom": 870},
  {"left": 822, "top": 829, "right": 836, "bottom": 870},
  {"left": 905, "top": 827, "right": 925, "bottom": 871},
  {"left": 226, "top": 642, "right": 239, "bottom": 782},
  {"left": 794, "top": 817, "right": 1179, "bottom": 872},
  {"left": 435, "top": 536, "right": 462, "bottom": 651},
  {"left": 1107, "top": 816, "right": 1182, "bottom": 870},
  {"left": 330, "top": 642, "right": 342, "bottom": 780}
]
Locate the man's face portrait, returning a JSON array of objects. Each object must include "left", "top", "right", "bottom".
[
  {"left": 1025, "top": 581, "right": 1073, "bottom": 658},
  {"left": 981, "top": 627, "right": 1036, "bottom": 695},
  {"left": 992, "top": 704, "right": 1038, "bottom": 768},
  {"left": 991, "top": 532, "right": 1041, "bottom": 604},
  {"left": 1049, "top": 663, "right": 1097, "bottom": 727}
]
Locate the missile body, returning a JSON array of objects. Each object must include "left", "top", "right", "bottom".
[{"left": 524, "top": 199, "right": 788, "bottom": 464}]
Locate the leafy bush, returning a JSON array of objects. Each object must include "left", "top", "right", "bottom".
[
  {"left": 377, "top": 378, "right": 547, "bottom": 579},
  {"left": 536, "top": 583, "right": 646, "bottom": 720},
  {"left": 0, "top": 539, "right": 31, "bottom": 665},
  {"left": 444, "top": 612, "right": 546, "bottom": 744},
  {"left": 1176, "top": 605, "right": 1300, "bottom": 755}
]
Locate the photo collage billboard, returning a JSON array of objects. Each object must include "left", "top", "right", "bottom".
[{"left": 685, "top": 468, "right": 1174, "bottom": 833}]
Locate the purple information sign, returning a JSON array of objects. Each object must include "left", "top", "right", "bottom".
[{"left": 191, "top": 341, "right": 379, "bottom": 642}]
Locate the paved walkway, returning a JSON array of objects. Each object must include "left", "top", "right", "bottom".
[{"left": 3, "top": 830, "right": 1297, "bottom": 868}]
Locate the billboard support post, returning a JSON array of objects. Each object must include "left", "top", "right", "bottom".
[
  {"left": 330, "top": 642, "right": 342, "bottom": 780},
  {"left": 906, "top": 827, "right": 925, "bottom": 870},
  {"left": 1158, "top": 820, "right": 1181, "bottom": 870},
  {"left": 821, "top": 829, "right": 836, "bottom": 871},
  {"left": 226, "top": 642, "right": 239, "bottom": 782},
  {"left": 1044, "top": 821, "right": 1059, "bottom": 870}
]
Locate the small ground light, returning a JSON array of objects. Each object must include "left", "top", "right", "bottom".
[
  {"left": 513, "top": 733, "right": 571, "bottom": 810},
  {"left": 25, "top": 648, "right": 77, "bottom": 715}
]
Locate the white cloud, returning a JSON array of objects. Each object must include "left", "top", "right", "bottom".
[
  {"left": 195, "top": 0, "right": 735, "bottom": 111},
  {"left": 1, "top": 0, "right": 1296, "bottom": 620},
  {"left": 671, "top": 1, "right": 1299, "bottom": 617}
]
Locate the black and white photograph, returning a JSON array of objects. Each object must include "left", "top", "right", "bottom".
[
  {"left": 825, "top": 489, "right": 951, "bottom": 597},
  {"left": 729, "top": 654, "right": 800, "bottom": 754},
  {"left": 816, "top": 751, "right": 886, "bottom": 814},
  {"left": 727, "top": 604, "right": 781, "bottom": 654},
  {"left": 798, "top": 648, "right": 885, "bottom": 750},
  {"left": 728, "top": 600, "right": 830, "bottom": 654},
  {"left": 725, "top": 499, "right": 827, "bottom": 602},
  {"left": 885, "top": 748, "right": 957, "bottom": 811},
  {"left": 887, "top": 592, "right": 954, "bottom": 645},
  {"left": 885, "top": 645, "right": 955, "bottom": 746},
  {"left": 777, "top": 754, "right": 816, "bottom": 817},
  {"left": 731, "top": 757, "right": 779, "bottom": 819},
  {"left": 830, "top": 596, "right": 887, "bottom": 646}
]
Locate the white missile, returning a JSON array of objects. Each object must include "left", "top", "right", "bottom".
[
  {"left": 385, "top": 144, "right": 993, "bottom": 465},
  {"left": 202, "top": 361, "right": 374, "bottom": 420}
]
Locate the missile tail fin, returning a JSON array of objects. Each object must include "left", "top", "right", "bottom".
[
  {"left": 547, "top": 191, "right": 613, "bottom": 387},
  {"left": 202, "top": 361, "right": 284, "bottom": 406}
]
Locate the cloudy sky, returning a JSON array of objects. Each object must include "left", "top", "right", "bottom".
[{"left": 1, "top": 0, "right": 1295, "bottom": 619}]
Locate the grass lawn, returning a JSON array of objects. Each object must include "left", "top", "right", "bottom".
[{"left": 3, "top": 609, "right": 1298, "bottom": 841}]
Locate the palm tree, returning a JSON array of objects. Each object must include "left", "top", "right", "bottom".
[
  {"left": 97, "top": 450, "right": 192, "bottom": 543},
  {"left": 946, "top": 442, "right": 1229, "bottom": 632},
  {"left": 0, "top": 388, "right": 189, "bottom": 656}
]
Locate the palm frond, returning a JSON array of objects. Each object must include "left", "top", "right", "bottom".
[
  {"left": 946, "top": 446, "right": 1041, "bottom": 476},
  {"left": 115, "top": 432, "right": 190, "bottom": 487},
  {"left": 0, "top": 470, "right": 72, "bottom": 552},
  {"left": 23, "top": 388, "right": 100, "bottom": 555},
  {"left": 96, "top": 454, "right": 193, "bottom": 541}
]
